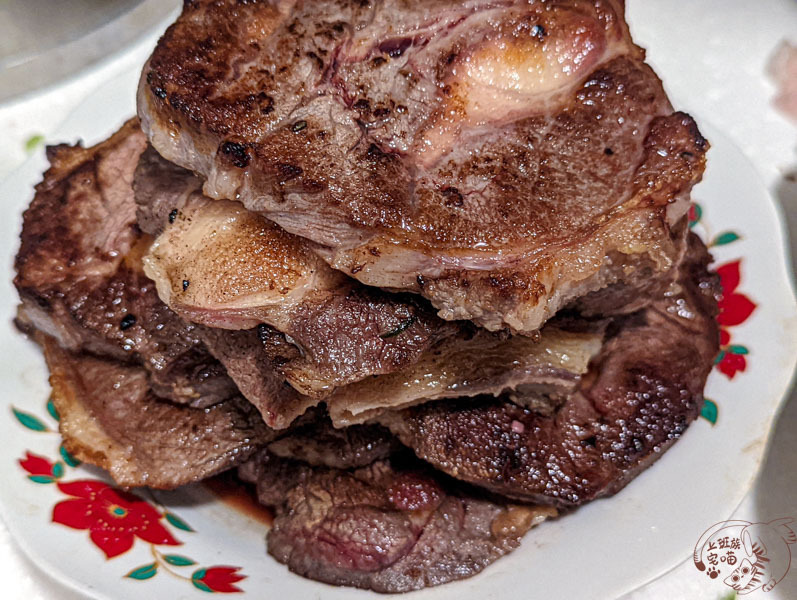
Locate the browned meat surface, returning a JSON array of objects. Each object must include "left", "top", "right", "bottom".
[
  {"left": 267, "top": 420, "right": 400, "bottom": 469},
  {"left": 380, "top": 233, "right": 720, "bottom": 507},
  {"left": 135, "top": 147, "right": 457, "bottom": 397},
  {"left": 41, "top": 334, "right": 273, "bottom": 489},
  {"left": 196, "top": 327, "right": 317, "bottom": 429},
  {"left": 326, "top": 325, "right": 602, "bottom": 426},
  {"left": 198, "top": 318, "right": 602, "bottom": 429},
  {"left": 14, "top": 122, "right": 603, "bottom": 433},
  {"left": 140, "top": 0, "right": 707, "bottom": 334},
  {"left": 239, "top": 450, "right": 556, "bottom": 592},
  {"left": 12, "top": 121, "right": 316, "bottom": 426},
  {"left": 14, "top": 120, "right": 235, "bottom": 407},
  {"left": 135, "top": 144, "right": 603, "bottom": 418}
]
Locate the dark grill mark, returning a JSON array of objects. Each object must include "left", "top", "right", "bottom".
[
  {"left": 306, "top": 51, "right": 324, "bottom": 70},
  {"left": 380, "top": 316, "right": 417, "bottom": 339},
  {"left": 261, "top": 94, "right": 274, "bottom": 115},
  {"left": 219, "top": 141, "right": 250, "bottom": 168},
  {"left": 442, "top": 187, "right": 464, "bottom": 208},
  {"left": 277, "top": 163, "right": 303, "bottom": 181}
]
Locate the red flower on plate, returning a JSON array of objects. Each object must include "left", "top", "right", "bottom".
[
  {"left": 19, "top": 452, "right": 58, "bottom": 477},
  {"left": 52, "top": 480, "right": 180, "bottom": 558},
  {"left": 19, "top": 451, "right": 64, "bottom": 483},
  {"left": 712, "top": 260, "right": 755, "bottom": 380},
  {"left": 717, "top": 352, "right": 747, "bottom": 379},
  {"left": 192, "top": 566, "right": 247, "bottom": 593},
  {"left": 716, "top": 261, "right": 756, "bottom": 327}
]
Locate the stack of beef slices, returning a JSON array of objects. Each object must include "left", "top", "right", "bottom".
[{"left": 14, "top": 0, "right": 722, "bottom": 593}]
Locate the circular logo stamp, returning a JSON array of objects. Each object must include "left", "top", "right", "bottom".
[{"left": 693, "top": 518, "right": 795, "bottom": 594}]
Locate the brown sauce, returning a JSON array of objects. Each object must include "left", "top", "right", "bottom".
[{"left": 203, "top": 471, "right": 274, "bottom": 526}]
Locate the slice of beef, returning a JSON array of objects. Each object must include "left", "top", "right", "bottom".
[
  {"left": 14, "top": 120, "right": 235, "bottom": 407},
  {"left": 41, "top": 334, "right": 274, "bottom": 489},
  {"left": 16, "top": 259, "right": 237, "bottom": 408},
  {"left": 15, "top": 119, "right": 145, "bottom": 292},
  {"left": 135, "top": 148, "right": 348, "bottom": 332},
  {"left": 239, "top": 450, "right": 557, "bottom": 592},
  {"left": 379, "top": 233, "right": 720, "bottom": 507},
  {"left": 135, "top": 146, "right": 603, "bottom": 416},
  {"left": 266, "top": 420, "right": 400, "bottom": 469},
  {"left": 326, "top": 325, "right": 603, "bottom": 426},
  {"left": 196, "top": 327, "right": 317, "bottom": 429},
  {"left": 135, "top": 147, "right": 457, "bottom": 397},
  {"left": 139, "top": 0, "right": 707, "bottom": 334}
]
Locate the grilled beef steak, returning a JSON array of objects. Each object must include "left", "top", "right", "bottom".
[
  {"left": 15, "top": 121, "right": 605, "bottom": 432},
  {"left": 15, "top": 120, "right": 236, "bottom": 407},
  {"left": 196, "top": 327, "right": 318, "bottom": 428},
  {"left": 140, "top": 0, "right": 707, "bottom": 334},
  {"left": 135, "top": 143, "right": 604, "bottom": 422},
  {"left": 266, "top": 419, "right": 400, "bottom": 469},
  {"left": 326, "top": 325, "right": 602, "bottom": 425},
  {"left": 41, "top": 334, "right": 273, "bottom": 489},
  {"left": 135, "top": 146, "right": 457, "bottom": 397},
  {"left": 239, "top": 449, "right": 556, "bottom": 592},
  {"left": 13, "top": 0, "right": 722, "bottom": 589},
  {"left": 380, "top": 233, "right": 720, "bottom": 507}
]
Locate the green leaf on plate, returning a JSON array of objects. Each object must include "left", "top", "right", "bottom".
[
  {"left": 59, "top": 445, "right": 81, "bottom": 467},
  {"left": 47, "top": 399, "right": 60, "bottom": 422},
  {"left": 700, "top": 399, "right": 718, "bottom": 425},
  {"left": 51, "top": 462, "right": 65, "bottom": 479},
  {"left": 713, "top": 350, "right": 726, "bottom": 365},
  {"left": 126, "top": 563, "right": 158, "bottom": 580},
  {"left": 163, "top": 554, "right": 196, "bottom": 566},
  {"left": 28, "top": 475, "right": 54, "bottom": 484},
  {"left": 165, "top": 511, "right": 194, "bottom": 532},
  {"left": 727, "top": 345, "right": 749, "bottom": 355},
  {"left": 12, "top": 407, "right": 48, "bottom": 432},
  {"left": 24, "top": 134, "right": 45, "bottom": 154},
  {"left": 192, "top": 569, "right": 213, "bottom": 593},
  {"left": 711, "top": 231, "right": 741, "bottom": 246}
]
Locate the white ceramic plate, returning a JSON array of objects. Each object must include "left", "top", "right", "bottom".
[{"left": 0, "top": 44, "right": 795, "bottom": 600}]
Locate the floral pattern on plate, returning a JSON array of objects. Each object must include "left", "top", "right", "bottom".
[
  {"left": 14, "top": 400, "right": 247, "bottom": 594},
  {"left": 688, "top": 203, "right": 757, "bottom": 426}
]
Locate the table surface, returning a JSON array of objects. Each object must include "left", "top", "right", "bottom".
[{"left": 0, "top": 1, "right": 794, "bottom": 598}]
